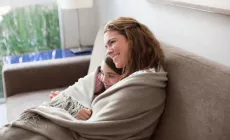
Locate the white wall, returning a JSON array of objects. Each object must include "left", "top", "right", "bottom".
[
  {"left": 0, "top": 0, "right": 55, "bottom": 8},
  {"left": 0, "top": 0, "right": 10, "bottom": 6},
  {"left": 93, "top": 0, "right": 230, "bottom": 67}
]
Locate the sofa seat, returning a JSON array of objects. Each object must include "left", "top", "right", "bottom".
[{"left": 6, "top": 87, "right": 66, "bottom": 122}]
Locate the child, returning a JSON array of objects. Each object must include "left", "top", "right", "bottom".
[
  {"left": 49, "top": 56, "right": 122, "bottom": 120},
  {"left": 94, "top": 56, "right": 122, "bottom": 95}
]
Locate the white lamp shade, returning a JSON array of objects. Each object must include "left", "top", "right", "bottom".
[{"left": 58, "top": 0, "right": 93, "bottom": 9}]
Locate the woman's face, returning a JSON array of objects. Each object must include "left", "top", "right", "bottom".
[
  {"left": 100, "top": 61, "right": 121, "bottom": 89},
  {"left": 104, "top": 30, "right": 129, "bottom": 68}
]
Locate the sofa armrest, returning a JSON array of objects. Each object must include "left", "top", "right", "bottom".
[{"left": 2, "top": 55, "right": 91, "bottom": 97}]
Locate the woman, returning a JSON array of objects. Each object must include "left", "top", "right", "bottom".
[
  {"left": 78, "top": 16, "right": 165, "bottom": 121},
  {"left": 0, "top": 17, "right": 167, "bottom": 140}
]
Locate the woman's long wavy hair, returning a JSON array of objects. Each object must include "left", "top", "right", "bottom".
[{"left": 104, "top": 17, "right": 165, "bottom": 78}]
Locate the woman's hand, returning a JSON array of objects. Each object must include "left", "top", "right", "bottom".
[
  {"left": 49, "top": 91, "right": 60, "bottom": 100},
  {"left": 76, "top": 108, "right": 92, "bottom": 120}
]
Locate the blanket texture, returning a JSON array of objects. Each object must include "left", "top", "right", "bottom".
[{"left": 0, "top": 67, "right": 167, "bottom": 140}]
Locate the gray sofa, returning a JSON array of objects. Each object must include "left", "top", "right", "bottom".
[{"left": 2, "top": 26, "right": 230, "bottom": 140}]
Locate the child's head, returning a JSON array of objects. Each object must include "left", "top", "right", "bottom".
[{"left": 100, "top": 56, "right": 122, "bottom": 89}]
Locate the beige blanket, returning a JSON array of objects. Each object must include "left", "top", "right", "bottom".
[{"left": 0, "top": 68, "right": 167, "bottom": 140}]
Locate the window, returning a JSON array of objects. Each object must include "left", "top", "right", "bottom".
[{"left": 0, "top": 2, "right": 61, "bottom": 98}]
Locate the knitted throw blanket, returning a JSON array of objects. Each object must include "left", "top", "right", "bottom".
[{"left": 0, "top": 67, "right": 167, "bottom": 140}]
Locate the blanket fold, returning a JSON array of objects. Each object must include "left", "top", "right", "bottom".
[{"left": 0, "top": 67, "right": 167, "bottom": 140}]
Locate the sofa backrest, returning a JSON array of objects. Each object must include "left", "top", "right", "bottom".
[
  {"left": 89, "top": 26, "right": 230, "bottom": 140},
  {"left": 152, "top": 43, "right": 230, "bottom": 140},
  {"left": 88, "top": 25, "right": 106, "bottom": 74}
]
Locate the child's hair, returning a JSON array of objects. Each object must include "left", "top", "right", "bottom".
[{"left": 104, "top": 56, "right": 123, "bottom": 75}]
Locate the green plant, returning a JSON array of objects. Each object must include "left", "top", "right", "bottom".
[{"left": 0, "top": 3, "right": 61, "bottom": 98}]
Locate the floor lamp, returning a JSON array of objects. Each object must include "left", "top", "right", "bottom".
[{"left": 57, "top": 0, "right": 93, "bottom": 52}]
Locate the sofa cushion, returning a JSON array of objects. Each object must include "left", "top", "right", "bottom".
[
  {"left": 152, "top": 43, "right": 230, "bottom": 140},
  {"left": 88, "top": 25, "right": 106, "bottom": 74},
  {"left": 6, "top": 87, "right": 66, "bottom": 122}
]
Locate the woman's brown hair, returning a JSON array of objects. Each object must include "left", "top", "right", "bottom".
[{"left": 104, "top": 17, "right": 164, "bottom": 78}]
